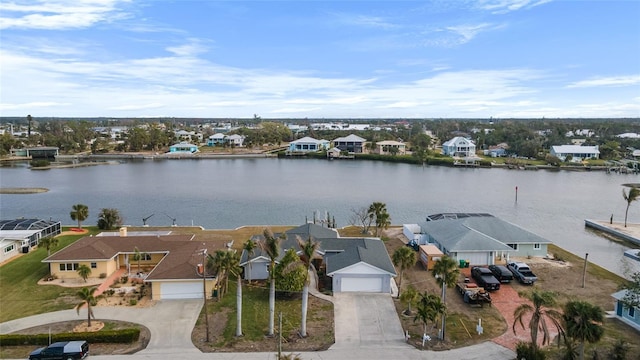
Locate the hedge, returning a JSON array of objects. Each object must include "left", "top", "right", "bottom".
[{"left": 0, "top": 328, "right": 140, "bottom": 346}]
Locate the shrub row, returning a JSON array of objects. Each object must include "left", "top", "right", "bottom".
[{"left": 0, "top": 328, "right": 140, "bottom": 346}]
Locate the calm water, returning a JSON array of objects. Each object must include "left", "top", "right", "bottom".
[{"left": 1, "top": 158, "right": 639, "bottom": 278}]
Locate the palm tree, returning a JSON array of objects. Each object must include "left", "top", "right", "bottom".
[
  {"left": 623, "top": 187, "right": 640, "bottom": 227},
  {"left": 512, "top": 290, "right": 565, "bottom": 349},
  {"left": 221, "top": 250, "right": 243, "bottom": 337},
  {"left": 563, "top": 300, "right": 604, "bottom": 360},
  {"left": 368, "top": 202, "right": 390, "bottom": 236},
  {"left": 262, "top": 228, "right": 283, "bottom": 337},
  {"left": 132, "top": 247, "right": 149, "bottom": 273},
  {"left": 413, "top": 291, "right": 445, "bottom": 340},
  {"left": 77, "top": 264, "right": 91, "bottom": 282},
  {"left": 400, "top": 285, "right": 419, "bottom": 316},
  {"left": 297, "top": 235, "right": 320, "bottom": 337},
  {"left": 39, "top": 236, "right": 59, "bottom": 256},
  {"left": 75, "top": 287, "right": 103, "bottom": 327},
  {"left": 392, "top": 246, "right": 416, "bottom": 298},
  {"left": 376, "top": 211, "right": 391, "bottom": 237},
  {"left": 70, "top": 204, "right": 89, "bottom": 229},
  {"left": 432, "top": 255, "right": 459, "bottom": 340},
  {"left": 243, "top": 239, "right": 257, "bottom": 283},
  {"left": 97, "top": 208, "right": 122, "bottom": 230},
  {"left": 211, "top": 250, "right": 230, "bottom": 298}
]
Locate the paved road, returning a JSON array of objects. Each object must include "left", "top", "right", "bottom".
[{"left": 1, "top": 297, "right": 515, "bottom": 360}]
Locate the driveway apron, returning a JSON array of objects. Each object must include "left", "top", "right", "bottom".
[{"left": 331, "top": 292, "right": 408, "bottom": 350}]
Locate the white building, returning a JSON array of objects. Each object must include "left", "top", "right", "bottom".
[{"left": 550, "top": 145, "right": 599, "bottom": 162}]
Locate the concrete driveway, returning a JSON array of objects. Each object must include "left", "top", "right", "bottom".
[{"left": 331, "top": 292, "right": 408, "bottom": 350}]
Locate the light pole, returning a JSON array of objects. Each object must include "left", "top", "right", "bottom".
[{"left": 201, "top": 247, "right": 210, "bottom": 342}]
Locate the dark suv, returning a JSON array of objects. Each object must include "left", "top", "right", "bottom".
[
  {"left": 471, "top": 266, "right": 501, "bottom": 291},
  {"left": 29, "top": 341, "right": 89, "bottom": 360},
  {"left": 488, "top": 264, "right": 514, "bottom": 283}
]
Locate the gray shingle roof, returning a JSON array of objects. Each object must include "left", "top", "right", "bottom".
[{"left": 419, "top": 215, "right": 551, "bottom": 252}]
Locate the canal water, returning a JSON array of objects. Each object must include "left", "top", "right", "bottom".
[{"left": 1, "top": 158, "right": 639, "bottom": 278}]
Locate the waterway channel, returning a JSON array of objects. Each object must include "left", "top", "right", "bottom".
[{"left": 1, "top": 158, "right": 639, "bottom": 278}]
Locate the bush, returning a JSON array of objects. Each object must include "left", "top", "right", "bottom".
[
  {"left": 515, "top": 341, "right": 546, "bottom": 360},
  {"left": 0, "top": 328, "right": 140, "bottom": 345},
  {"left": 99, "top": 273, "right": 107, "bottom": 279},
  {"left": 30, "top": 159, "right": 50, "bottom": 168},
  {"left": 129, "top": 299, "right": 138, "bottom": 306}
]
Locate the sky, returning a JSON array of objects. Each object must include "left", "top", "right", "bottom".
[{"left": 1, "top": 0, "right": 639, "bottom": 119}]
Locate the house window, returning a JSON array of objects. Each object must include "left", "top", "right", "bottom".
[
  {"left": 59, "top": 263, "right": 79, "bottom": 271},
  {"left": 533, "top": 243, "right": 541, "bottom": 250},
  {"left": 90, "top": 262, "right": 97, "bottom": 269},
  {"left": 507, "top": 244, "right": 518, "bottom": 250},
  {"left": 630, "top": 306, "right": 636, "bottom": 318},
  {"left": 143, "top": 254, "right": 152, "bottom": 261},
  {"left": 3, "top": 244, "right": 14, "bottom": 253}
]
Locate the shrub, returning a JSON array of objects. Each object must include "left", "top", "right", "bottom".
[
  {"left": 129, "top": 299, "right": 137, "bottom": 306},
  {"left": 99, "top": 273, "right": 107, "bottom": 279},
  {"left": 30, "top": 159, "right": 50, "bottom": 168},
  {"left": 120, "top": 276, "right": 128, "bottom": 283},
  {"left": 0, "top": 328, "right": 140, "bottom": 345},
  {"left": 515, "top": 341, "right": 546, "bottom": 360}
]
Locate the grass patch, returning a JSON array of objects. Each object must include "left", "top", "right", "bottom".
[{"left": 0, "top": 228, "right": 100, "bottom": 323}]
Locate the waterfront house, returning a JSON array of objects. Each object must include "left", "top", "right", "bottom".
[
  {"left": 375, "top": 140, "right": 406, "bottom": 155},
  {"left": 42, "top": 231, "right": 218, "bottom": 300},
  {"left": 417, "top": 213, "right": 552, "bottom": 266},
  {"left": 226, "top": 134, "right": 245, "bottom": 147},
  {"left": 240, "top": 223, "right": 397, "bottom": 293},
  {"left": 441, "top": 137, "right": 476, "bottom": 157},
  {"left": 287, "top": 137, "right": 330, "bottom": 153},
  {"left": 0, "top": 219, "right": 62, "bottom": 263},
  {"left": 611, "top": 289, "right": 640, "bottom": 331},
  {"left": 207, "top": 133, "right": 226, "bottom": 146},
  {"left": 169, "top": 142, "right": 199, "bottom": 154},
  {"left": 332, "top": 134, "right": 366, "bottom": 153},
  {"left": 550, "top": 145, "right": 599, "bottom": 162}
]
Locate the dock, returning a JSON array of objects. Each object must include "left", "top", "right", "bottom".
[{"left": 584, "top": 219, "right": 640, "bottom": 247}]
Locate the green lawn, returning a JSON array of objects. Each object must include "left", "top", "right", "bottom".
[{"left": 0, "top": 228, "right": 100, "bottom": 323}]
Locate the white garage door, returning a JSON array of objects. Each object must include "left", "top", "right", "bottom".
[
  {"left": 458, "top": 252, "right": 490, "bottom": 267},
  {"left": 341, "top": 276, "right": 383, "bottom": 292},
  {"left": 160, "top": 282, "right": 203, "bottom": 299}
]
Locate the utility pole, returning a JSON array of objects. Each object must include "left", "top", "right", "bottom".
[{"left": 277, "top": 312, "right": 282, "bottom": 359}]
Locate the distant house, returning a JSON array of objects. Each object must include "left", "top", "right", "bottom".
[
  {"left": 375, "top": 140, "right": 406, "bottom": 155},
  {"left": 169, "top": 142, "right": 198, "bottom": 154},
  {"left": 240, "top": 223, "right": 397, "bottom": 293},
  {"left": 10, "top": 147, "right": 59, "bottom": 159},
  {"left": 611, "top": 290, "right": 640, "bottom": 331},
  {"left": 42, "top": 232, "right": 218, "bottom": 300},
  {"left": 550, "top": 145, "right": 599, "bottom": 162},
  {"left": 226, "top": 134, "right": 245, "bottom": 147},
  {"left": 442, "top": 137, "right": 476, "bottom": 157},
  {"left": 287, "top": 137, "right": 330, "bottom": 153},
  {"left": 327, "top": 147, "right": 342, "bottom": 159},
  {"left": 484, "top": 145, "right": 507, "bottom": 158},
  {"left": 418, "top": 213, "right": 552, "bottom": 266},
  {"left": 333, "top": 134, "right": 366, "bottom": 153},
  {"left": 0, "top": 219, "right": 62, "bottom": 263},
  {"left": 207, "top": 133, "right": 226, "bottom": 146}
]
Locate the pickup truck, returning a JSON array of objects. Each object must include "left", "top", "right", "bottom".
[
  {"left": 470, "top": 266, "right": 501, "bottom": 291},
  {"left": 29, "top": 340, "right": 89, "bottom": 360},
  {"left": 507, "top": 262, "right": 538, "bottom": 285}
]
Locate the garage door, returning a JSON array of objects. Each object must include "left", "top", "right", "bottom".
[
  {"left": 160, "top": 282, "right": 203, "bottom": 300},
  {"left": 341, "top": 276, "right": 383, "bottom": 292},
  {"left": 458, "top": 252, "right": 489, "bottom": 267}
]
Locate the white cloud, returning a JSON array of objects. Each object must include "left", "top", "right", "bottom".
[
  {"left": 567, "top": 75, "right": 640, "bottom": 88},
  {"left": 476, "top": 0, "right": 552, "bottom": 14},
  {"left": 0, "top": 0, "right": 130, "bottom": 30}
]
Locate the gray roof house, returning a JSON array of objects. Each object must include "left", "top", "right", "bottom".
[
  {"left": 240, "top": 223, "right": 397, "bottom": 293},
  {"left": 611, "top": 289, "right": 640, "bottom": 332},
  {"left": 418, "top": 213, "right": 552, "bottom": 267}
]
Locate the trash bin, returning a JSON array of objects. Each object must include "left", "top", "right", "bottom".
[
  {"left": 459, "top": 259, "right": 466, "bottom": 268},
  {"left": 212, "top": 289, "right": 218, "bottom": 298},
  {"left": 465, "top": 260, "right": 470, "bottom": 268}
]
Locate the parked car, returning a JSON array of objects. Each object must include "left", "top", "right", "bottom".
[
  {"left": 29, "top": 340, "right": 89, "bottom": 360},
  {"left": 471, "top": 266, "right": 501, "bottom": 291},
  {"left": 507, "top": 261, "right": 538, "bottom": 285},
  {"left": 488, "top": 264, "right": 514, "bottom": 283}
]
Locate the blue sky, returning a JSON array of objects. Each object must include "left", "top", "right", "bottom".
[{"left": 1, "top": 0, "right": 639, "bottom": 119}]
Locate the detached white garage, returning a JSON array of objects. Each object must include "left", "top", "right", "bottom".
[{"left": 159, "top": 281, "right": 203, "bottom": 300}]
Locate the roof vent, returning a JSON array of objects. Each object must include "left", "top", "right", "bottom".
[{"left": 119, "top": 227, "right": 127, "bottom": 237}]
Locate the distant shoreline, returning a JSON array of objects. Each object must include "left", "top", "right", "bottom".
[{"left": 0, "top": 187, "right": 49, "bottom": 194}]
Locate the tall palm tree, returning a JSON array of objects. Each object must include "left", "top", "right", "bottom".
[
  {"left": 432, "top": 255, "right": 459, "bottom": 340},
  {"left": 39, "top": 236, "right": 59, "bottom": 256},
  {"left": 210, "top": 250, "right": 230, "bottom": 298},
  {"left": 376, "top": 211, "right": 391, "bottom": 237},
  {"left": 262, "top": 228, "right": 283, "bottom": 336},
  {"left": 97, "top": 208, "right": 122, "bottom": 230},
  {"left": 70, "top": 204, "right": 89, "bottom": 229},
  {"left": 392, "top": 246, "right": 416, "bottom": 298},
  {"left": 512, "top": 290, "right": 565, "bottom": 349},
  {"left": 400, "top": 285, "right": 419, "bottom": 316},
  {"left": 243, "top": 239, "right": 257, "bottom": 283},
  {"left": 623, "top": 187, "right": 640, "bottom": 227},
  {"left": 297, "top": 235, "right": 320, "bottom": 337},
  {"left": 75, "top": 287, "right": 103, "bottom": 327},
  {"left": 221, "top": 250, "right": 243, "bottom": 337},
  {"left": 368, "top": 202, "right": 389, "bottom": 236},
  {"left": 77, "top": 264, "right": 91, "bottom": 282},
  {"left": 563, "top": 300, "right": 604, "bottom": 360}
]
